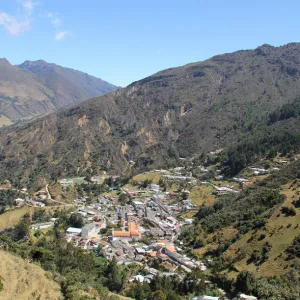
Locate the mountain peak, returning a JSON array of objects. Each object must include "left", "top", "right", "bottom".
[
  {"left": 21, "top": 59, "right": 47, "bottom": 64},
  {"left": 0, "top": 58, "right": 10, "bottom": 64},
  {"left": 0, "top": 58, "right": 118, "bottom": 125}
]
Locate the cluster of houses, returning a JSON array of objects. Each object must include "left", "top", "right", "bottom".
[
  {"left": 57, "top": 182, "right": 206, "bottom": 278},
  {"left": 8, "top": 164, "right": 266, "bottom": 300},
  {"left": 25, "top": 197, "right": 45, "bottom": 207}
]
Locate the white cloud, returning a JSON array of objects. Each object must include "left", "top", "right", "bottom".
[
  {"left": 0, "top": 0, "right": 38, "bottom": 36},
  {"left": 51, "top": 17, "right": 61, "bottom": 25},
  {"left": 0, "top": 12, "right": 30, "bottom": 36},
  {"left": 48, "top": 11, "right": 69, "bottom": 40},
  {"left": 47, "top": 12, "right": 61, "bottom": 26},
  {"left": 55, "top": 30, "right": 68, "bottom": 40},
  {"left": 18, "top": 0, "right": 38, "bottom": 15}
]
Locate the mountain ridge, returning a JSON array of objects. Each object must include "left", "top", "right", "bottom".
[
  {"left": 1, "top": 42, "right": 300, "bottom": 186},
  {"left": 0, "top": 58, "right": 118, "bottom": 125}
]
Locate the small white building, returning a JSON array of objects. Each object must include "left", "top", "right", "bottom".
[
  {"left": 81, "top": 223, "right": 100, "bottom": 238},
  {"left": 66, "top": 227, "right": 82, "bottom": 236},
  {"left": 132, "top": 201, "right": 145, "bottom": 208},
  {"left": 14, "top": 198, "right": 25, "bottom": 207},
  {"left": 150, "top": 184, "right": 160, "bottom": 192},
  {"left": 184, "top": 218, "right": 194, "bottom": 225},
  {"left": 35, "top": 201, "right": 45, "bottom": 207},
  {"left": 240, "top": 294, "right": 258, "bottom": 300},
  {"left": 215, "top": 175, "right": 224, "bottom": 181},
  {"left": 31, "top": 222, "right": 54, "bottom": 230},
  {"left": 59, "top": 179, "right": 74, "bottom": 187},
  {"left": 129, "top": 274, "right": 151, "bottom": 283},
  {"left": 135, "top": 247, "right": 146, "bottom": 255},
  {"left": 197, "top": 296, "right": 219, "bottom": 300}
]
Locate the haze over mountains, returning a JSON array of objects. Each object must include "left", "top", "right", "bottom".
[
  {"left": 1, "top": 43, "right": 300, "bottom": 185},
  {"left": 0, "top": 59, "right": 118, "bottom": 125}
]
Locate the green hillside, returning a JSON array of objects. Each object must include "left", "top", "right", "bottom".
[{"left": 181, "top": 159, "right": 300, "bottom": 299}]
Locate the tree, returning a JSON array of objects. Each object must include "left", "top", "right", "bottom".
[
  {"left": 168, "top": 144, "right": 179, "bottom": 160},
  {"left": 141, "top": 179, "right": 152, "bottom": 189},
  {"left": 127, "top": 282, "right": 151, "bottom": 300},
  {"left": 235, "top": 271, "right": 255, "bottom": 294},
  {"left": 105, "top": 256, "right": 124, "bottom": 292},
  {"left": 68, "top": 214, "right": 84, "bottom": 228},
  {"left": 181, "top": 192, "right": 189, "bottom": 200},
  {"left": 149, "top": 290, "right": 167, "bottom": 300},
  {"left": 14, "top": 217, "right": 30, "bottom": 241},
  {"left": 0, "top": 206, "right": 6, "bottom": 214}
]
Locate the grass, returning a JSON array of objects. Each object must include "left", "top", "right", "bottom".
[
  {"left": 223, "top": 181, "right": 300, "bottom": 278},
  {"left": 193, "top": 178, "right": 300, "bottom": 278},
  {"left": 68, "top": 177, "right": 88, "bottom": 184},
  {"left": 189, "top": 185, "right": 216, "bottom": 206},
  {"left": 132, "top": 172, "right": 162, "bottom": 183},
  {"left": 0, "top": 115, "right": 12, "bottom": 127},
  {"left": 0, "top": 250, "right": 62, "bottom": 300},
  {"left": 0, "top": 207, "right": 29, "bottom": 231}
]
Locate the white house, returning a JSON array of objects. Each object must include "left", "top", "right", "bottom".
[
  {"left": 184, "top": 218, "right": 194, "bottom": 225},
  {"left": 81, "top": 223, "right": 100, "bottom": 238},
  {"left": 150, "top": 184, "right": 160, "bottom": 192},
  {"left": 66, "top": 227, "right": 82, "bottom": 236},
  {"left": 240, "top": 294, "right": 258, "bottom": 300},
  {"left": 31, "top": 222, "right": 54, "bottom": 230},
  {"left": 14, "top": 198, "right": 25, "bottom": 207},
  {"left": 132, "top": 201, "right": 145, "bottom": 208},
  {"left": 129, "top": 274, "right": 151, "bottom": 283},
  {"left": 197, "top": 296, "right": 219, "bottom": 300}
]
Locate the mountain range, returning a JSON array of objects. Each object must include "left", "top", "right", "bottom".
[
  {"left": 1, "top": 43, "right": 300, "bottom": 185},
  {"left": 0, "top": 59, "right": 118, "bottom": 125}
]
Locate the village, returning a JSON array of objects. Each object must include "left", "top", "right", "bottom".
[{"left": 6, "top": 153, "right": 289, "bottom": 300}]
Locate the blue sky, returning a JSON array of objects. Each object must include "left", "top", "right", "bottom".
[{"left": 0, "top": 0, "right": 299, "bottom": 86}]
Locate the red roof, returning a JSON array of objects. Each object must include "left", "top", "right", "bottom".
[
  {"left": 113, "top": 231, "right": 131, "bottom": 237},
  {"left": 166, "top": 246, "right": 176, "bottom": 253}
]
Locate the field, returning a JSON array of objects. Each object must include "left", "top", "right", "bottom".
[
  {"left": 189, "top": 185, "right": 216, "bottom": 206},
  {"left": 132, "top": 172, "right": 162, "bottom": 183},
  {"left": 0, "top": 251, "right": 62, "bottom": 300},
  {"left": 0, "top": 207, "right": 29, "bottom": 231},
  {"left": 0, "top": 115, "right": 12, "bottom": 127},
  {"left": 67, "top": 177, "right": 89, "bottom": 184}
]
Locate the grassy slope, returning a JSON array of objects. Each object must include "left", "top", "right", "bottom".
[
  {"left": 0, "top": 251, "right": 62, "bottom": 300},
  {"left": 226, "top": 182, "right": 300, "bottom": 277},
  {"left": 189, "top": 185, "right": 216, "bottom": 206},
  {"left": 0, "top": 207, "right": 29, "bottom": 231},
  {"left": 132, "top": 172, "right": 162, "bottom": 184},
  {"left": 194, "top": 178, "right": 300, "bottom": 278},
  {"left": 0, "top": 115, "right": 12, "bottom": 127}
]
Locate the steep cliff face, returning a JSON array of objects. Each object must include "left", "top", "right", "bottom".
[
  {"left": 0, "top": 59, "right": 118, "bottom": 125},
  {"left": 1, "top": 43, "right": 300, "bottom": 184}
]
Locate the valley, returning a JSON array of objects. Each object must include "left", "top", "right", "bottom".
[
  {"left": 0, "top": 149, "right": 299, "bottom": 299},
  {"left": 0, "top": 43, "right": 300, "bottom": 300}
]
